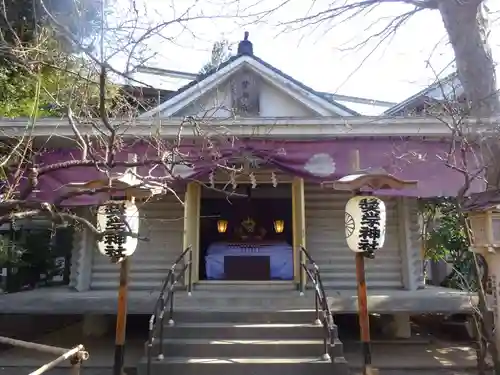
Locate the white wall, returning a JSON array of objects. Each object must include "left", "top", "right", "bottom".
[{"left": 170, "top": 77, "right": 317, "bottom": 118}]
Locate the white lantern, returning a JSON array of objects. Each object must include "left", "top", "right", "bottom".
[
  {"left": 96, "top": 201, "right": 139, "bottom": 262},
  {"left": 345, "top": 196, "right": 386, "bottom": 254}
]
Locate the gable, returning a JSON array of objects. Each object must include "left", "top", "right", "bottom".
[
  {"left": 172, "top": 69, "right": 318, "bottom": 118},
  {"left": 139, "top": 54, "right": 357, "bottom": 119}
]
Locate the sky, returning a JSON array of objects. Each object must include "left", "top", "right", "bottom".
[{"left": 111, "top": 0, "right": 500, "bottom": 110}]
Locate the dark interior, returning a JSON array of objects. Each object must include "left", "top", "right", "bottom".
[{"left": 199, "top": 184, "right": 293, "bottom": 280}]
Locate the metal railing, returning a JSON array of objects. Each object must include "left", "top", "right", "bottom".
[
  {"left": 146, "top": 245, "right": 193, "bottom": 375},
  {"left": 0, "top": 336, "right": 88, "bottom": 374},
  {"left": 299, "top": 246, "right": 335, "bottom": 361}
]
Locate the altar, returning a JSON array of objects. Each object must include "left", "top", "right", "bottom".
[{"left": 205, "top": 242, "right": 294, "bottom": 280}]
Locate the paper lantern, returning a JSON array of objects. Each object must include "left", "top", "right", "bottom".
[
  {"left": 274, "top": 219, "right": 284, "bottom": 234},
  {"left": 96, "top": 201, "right": 139, "bottom": 263},
  {"left": 217, "top": 219, "right": 228, "bottom": 233},
  {"left": 345, "top": 196, "right": 386, "bottom": 254}
]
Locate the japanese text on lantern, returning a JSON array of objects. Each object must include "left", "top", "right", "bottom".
[
  {"left": 358, "top": 198, "right": 382, "bottom": 254},
  {"left": 104, "top": 202, "right": 127, "bottom": 261}
]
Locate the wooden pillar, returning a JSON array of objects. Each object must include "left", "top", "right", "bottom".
[
  {"left": 292, "top": 177, "right": 306, "bottom": 285},
  {"left": 183, "top": 182, "right": 201, "bottom": 284},
  {"left": 485, "top": 253, "right": 500, "bottom": 357},
  {"left": 397, "top": 197, "right": 416, "bottom": 291},
  {"left": 73, "top": 208, "right": 94, "bottom": 291}
]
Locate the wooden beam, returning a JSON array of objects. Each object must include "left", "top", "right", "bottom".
[
  {"left": 292, "top": 177, "right": 306, "bottom": 285},
  {"left": 183, "top": 182, "right": 201, "bottom": 284}
]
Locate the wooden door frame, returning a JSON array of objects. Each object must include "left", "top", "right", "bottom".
[
  {"left": 292, "top": 177, "right": 306, "bottom": 284},
  {"left": 183, "top": 182, "right": 201, "bottom": 284},
  {"left": 184, "top": 179, "right": 304, "bottom": 285}
]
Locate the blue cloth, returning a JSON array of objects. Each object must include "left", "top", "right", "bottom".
[{"left": 205, "top": 242, "right": 293, "bottom": 280}]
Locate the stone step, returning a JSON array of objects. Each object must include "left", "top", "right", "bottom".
[
  {"left": 194, "top": 282, "right": 297, "bottom": 292},
  {"left": 168, "top": 310, "right": 319, "bottom": 324},
  {"left": 162, "top": 322, "right": 328, "bottom": 339},
  {"left": 90, "top": 280, "right": 189, "bottom": 291},
  {"left": 140, "top": 308, "right": 348, "bottom": 375},
  {"left": 137, "top": 356, "right": 349, "bottom": 375},
  {"left": 148, "top": 338, "right": 343, "bottom": 358},
  {"left": 92, "top": 271, "right": 169, "bottom": 281},
  {"left": 319, "top": 279, "right": 402, "bottom": 288}
]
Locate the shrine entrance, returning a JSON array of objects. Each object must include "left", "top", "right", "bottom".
[
  {"left": 182, "top": 177, "right": 306, "bottom": 285},
  {"left": 199, "top": 183, "right": 293, "bottom": 281}
]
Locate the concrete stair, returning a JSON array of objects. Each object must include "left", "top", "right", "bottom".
[
  {"left": 193, "top": 282, "right": 297, "bottom": 292},
  {"left": 137, "top": 311, "right": 349, "bottom": 375}
]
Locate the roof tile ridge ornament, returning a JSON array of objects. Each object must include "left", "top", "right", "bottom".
[{"left": 237, "top": 31, "right": 253, "bottom": 56}]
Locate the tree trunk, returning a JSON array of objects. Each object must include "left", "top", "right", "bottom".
[
  {"left": 438, "top": 0, "right": 500, "bottom": 117},
  {"left": 439, "top": 0, "right": 500, "bottom": 188},
  {"left": 438, "top": 2, "right": 500, "bottom": 373}
]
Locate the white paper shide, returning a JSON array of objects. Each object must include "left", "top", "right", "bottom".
[
  {"left": 345, "top": 196, "right": 386, "bottom": 255},
  {"left": 96, "top": 201, "right": 139, "bottom": 263}
]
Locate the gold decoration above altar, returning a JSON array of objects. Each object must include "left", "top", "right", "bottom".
[
  {"left": 241, "top": 217, "right": 256, "bottom": 233},
  {"left": 236, "top": 217, "right": 267, "bottom": 241}
]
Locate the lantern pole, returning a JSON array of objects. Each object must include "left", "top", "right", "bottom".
[
  {"left": 113, "top": 153, "right": 136, "bottom": 375},
  {"left": 350, "top": 150, "right": 373, "bottom": 375},
  {"left": 327, "top": 150, "right": 416, "bottom": 375},
  {"left": 113, "top": 203, "right": 131, "bottom": 375},
  {"left": 67, "top": 154, "right": 164, "bottom": 375}
]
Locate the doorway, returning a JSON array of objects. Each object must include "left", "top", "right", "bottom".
[{"left": 198, "top": 184, "right": 293, "bottom": 281}]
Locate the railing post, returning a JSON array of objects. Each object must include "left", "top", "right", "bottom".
[
  {"left": 299, "top": 268, "right": 303, "bottom": 295},
  {"left": 146, "top": 344, "right": 151, "bottom": 375},
  {"left": 322, "top": 323, "right": 330, "bottom": 361},
  {"left": 147, "top": 246, "right": 196, "bottom": 375},
  {"left": 299, "top": 249, "right": 304, "bottom": 296},
  {"left": 70, "top": 355, "right": 82, "bottom": 375},
  {"left": 146, "top": 315, "right": 154, "bottom": 375},
  {"left": 328, "top": 313, "right": 335, "bottom": 358},
  {"left": 169, "top": 273, "right": 175, "bottom": 326},
  {"left": 314, "top": 272, "right": 322, "bottom": 326},
  {"left": 157, "top": 298, "right": 165, "bottom": 361},
  {"left": 188, "top": 247, "right": 193, "bottom": 296},
  {"left": 314, "top": 291, "right": 320, "bottom": 323}
]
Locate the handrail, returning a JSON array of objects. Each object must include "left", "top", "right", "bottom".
[
  {"left": 0, "top": 336, "right": 88, "bottom": 375},
  {"left": 146, "top": 245, "right": 193, "bottom": 375},
  {"left": 299, "top": 246, "right": 335, "bottom": 361}
]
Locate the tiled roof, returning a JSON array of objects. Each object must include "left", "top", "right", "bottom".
[
  {"left": 384, "top": 72, "right": 461, "bottom": 115},
  {"left": 162, "top": 53, "right": 360, "bottom": 116}
]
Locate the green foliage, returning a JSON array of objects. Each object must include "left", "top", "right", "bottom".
[
  {"left": 0, "top": 0, "right": 103, "bottom": 47},
  {"left": 419, "top": 198, "right": 481, "bottom": 291},
  {"left": 0, "top": 0, "right": 119, "bottom": 117},
  {"left": 0, "top": 28, "right": 121, "bottom": 118},
  {"left": 199, "top": 39, "right": 232, "bottom": 75},
  {"left": 0, "top": 227, "right": 72, "bottom": 292},
  {"left": 421, "top": 198, "right": 469, "bottom": 262},
  {"left": 0, "top": 236, "right": 26, "bottom": 266}
]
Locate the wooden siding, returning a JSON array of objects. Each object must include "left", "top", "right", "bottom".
[
  {"left": 304, "top": 183, "right": 404, "bottom": 289},
  {"left": 89, "top": 193, "right": 185, "bottom": 291},
  {"left": 78, "top": 179, "right": 416, "bottom": 292}
]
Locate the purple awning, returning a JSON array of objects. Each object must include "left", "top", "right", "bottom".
[{"left": 28, "top": 138, "right": 484, "bottom": 206}]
